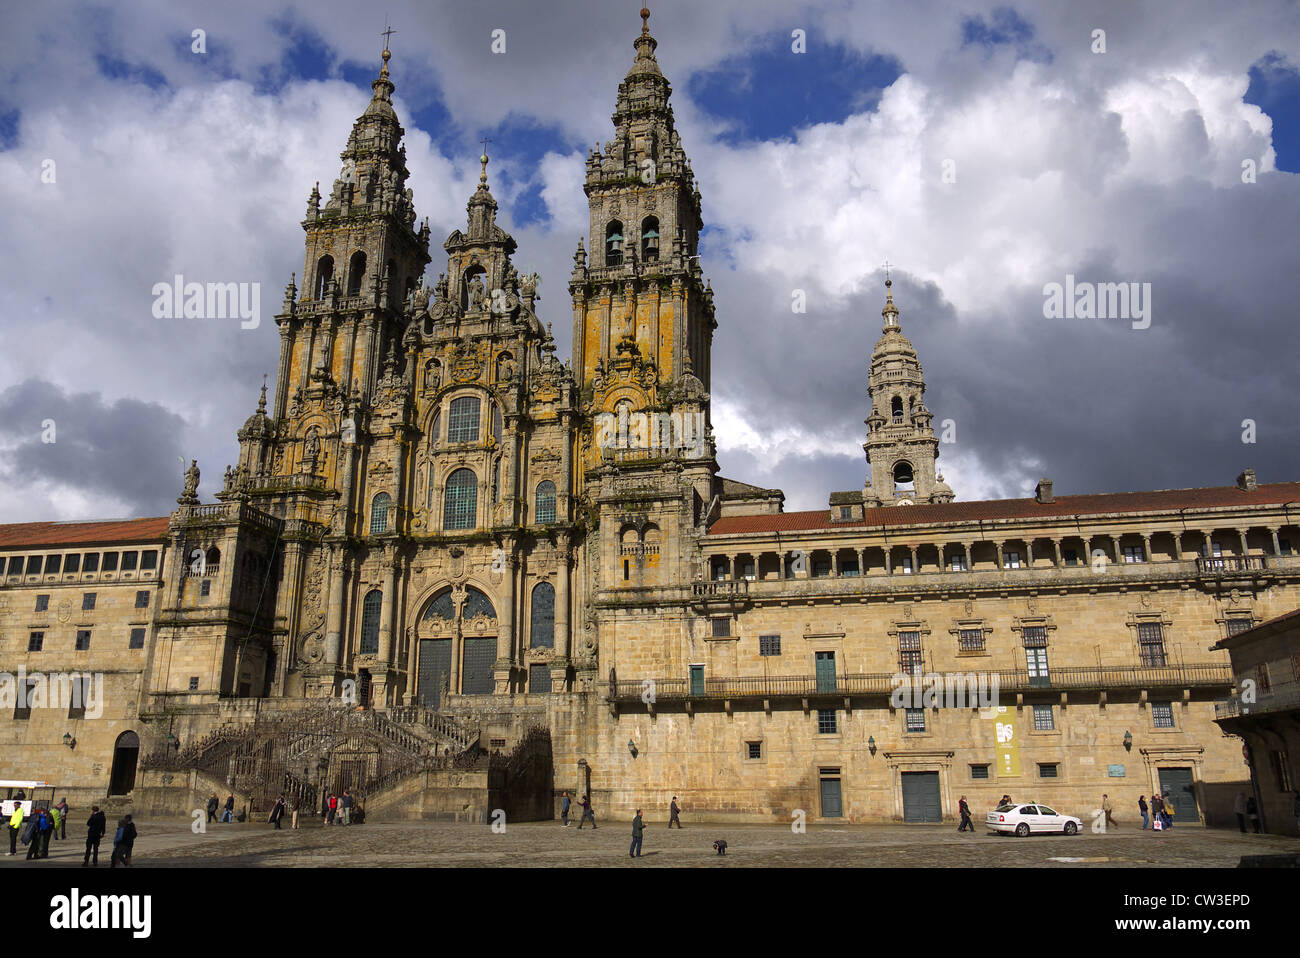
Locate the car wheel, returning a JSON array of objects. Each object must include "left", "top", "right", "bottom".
[
  {"left": 1064, "top": 821, "right": 1078, "bottom": 835},
  {"left": 1015, "top": 823, "right": 1030, "bottom": 837}
]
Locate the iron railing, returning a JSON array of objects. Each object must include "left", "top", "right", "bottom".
[{"left": 610, "top": 663, "right": 1233, "bottom": 702}]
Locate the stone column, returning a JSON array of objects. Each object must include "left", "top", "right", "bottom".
[
  {"left": 377, "top": 551, "right": 397, "bottom": 664},
  {"left": 324, "top": 547, "right": 345, "bottom": 666},
  {"left": 1203, "top": 532, "right": 1213, "bottom": 557},
  {"left": 779, "top": 553, "right": 787, "bottom": 579},
  {"left": 1237, "top": 528, "right": 1249, "bottom": 558},
  {"left": 729, "top": 555, "right": 737, "bottom": 579},
  {"left": 494, "top": 538, "right": 517, "bottom": 693},
  {"left": 1271, "top": 528, "right": 1282, "bottom": 555},
  {"left": 884, "top": 549, "right": 893, "bottom": 574},
  {"left": 1051, "top": 539, "right": 1062, "bottom": 566},
  {"left": 1111, "top": 537, "right": 1121, "bottom": 565},
  {"left": 558, "top": 411, "right": 573, "bottom": 521},
  {"left": 994, "top": 543, "right": 1004, "bottom": 570},
  {"left": 909, "top": 547, "right": 918, "bottom": 574},
  {"left": 274, "top": 324, "right": 293, "bottom": 419},
  {"left": 857, "top": 548, "right": 866, "bottom": 575},
  {"left": 832, "top": 551, "right": 840, "bottom": 576},
  {"left": 556, "top": 532, "right": 572, "bottom": 658},
  {"left": 1141, "top": 534, "right": 1152, "bottom": 563}
]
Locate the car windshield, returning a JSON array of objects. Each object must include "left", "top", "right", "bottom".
[{"left": 1038, "top": 806, "right": 1058, "bottom": 816}]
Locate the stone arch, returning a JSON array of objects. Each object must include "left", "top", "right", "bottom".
[
  {"left": 108, "top": 730, "right": 139, "bottom": 796},
  {"left": 346, "top": 250, "right": 367, "bottom": 296}
]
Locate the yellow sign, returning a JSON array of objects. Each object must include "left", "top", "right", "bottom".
[{"left": 994, "top": 706, "right": 1020, "bottom": 777}]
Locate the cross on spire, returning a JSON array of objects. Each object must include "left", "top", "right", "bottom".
[
  {"left": 881, "top": 258, "right": 893, "bottom": 284},
  {"left": 381, "top": 24, "right": 395, "bottom": 51}
]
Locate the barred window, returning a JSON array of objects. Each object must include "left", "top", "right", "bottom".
[
  {"left": 958, "top": 628, "right": 984, "bottom": 652},
  {"left": 1032, "top": 704, "right": 1054, "bottom": 730},
  {"left": 443, "top": 469, "right": 478, "bottom": 530},
  {"left": 905, "top": 708, "right": 926, "bottom": 732},
  {"left": 1123, "top": 544, "right": 1145, "bottom": 563},
  {"left": 1022, "top": 626, "right": 1048, "bottom": 648},
  {"left": 129, "top": 628, "right": 146, "bottom": 649},
  {"left": 1225, "top": 617, "right": 1253, "bottom": 636},
  {"left": 28, "top": 631, "right": 43, "bottom": 652},
  {"left": 759, "top": 635, "right": 781, "bottom": 656},
  {"left": 817, "top": 709, "right": 837, "bottom": 734},
  {"left": 900, "top": 630, "right": 923, "bottom": 674},
  {"left": 135, "top": 590, "right": 150, "bottom": 609},
  {"left": 1137, "top": 622, "right": 1167, "bottom": 667},
  {"left": 189, "top": 676, "right": 199, "bottom": 691},
  {"left": 75, "top": 629, "right": 91, "bottom": 651},
  {"left": 970, "top": 764, "right": 990, "bottom": 779},
  {"left": 82, "top": 592, "right": 97, "bottom": 611},
  {"left": 370, "top": 492, "right": 392, "bottom": 534},
  {"left": 1038, "top": 763, "right": 1059, "bottom": 778},
  {"left": 35, "top": 594, "right": 49, "bottom": 612},
  {"left": 360, "top": 589, "right": 383, "bottom": 655},
  {"left": 447, "top": 396, "right": 481, "bottom": 443},
  {"left": 747, "top": 741, "right": 762, "bottom": 759},
  {"left": 712, "top": 617, "right": 731, "bottom": 638},
  {"left": 535, "top": 481, "right": 557, "bottom": 524},
  {"left": 1151, "top": 701, "right": 1174, "bottom": 728}
]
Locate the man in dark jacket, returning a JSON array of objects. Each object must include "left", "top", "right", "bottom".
[
  {"left": 23, "top": 810, "right": 43, "bottom": 860},
  {"left": 630, "top": 809, "right": 645, "bottom": 858},
  {"left": 577, "top": 795, "right": 596, "bottom": 829},
  {"left": 37, "top": 808, "right": 54, "bottom": 858},
  {"left": 668, "top": 796, "right": 682, "bottom": 828},
  {"left": 84, "top": 806, "right": 107, "bottom": 866},
  {"left": 206, "top": 794, "right": 219, "bottom": 823},
  {"left": 55, "top": 798, "right": 69, "bottom": 839},
  {"left": 223, "top": 794, "right": 234, "bottom": 823},
  {"left": 269, "top": 795, "right": 286, "bottom": 829},
  {"left": 110, "top": 815, "right": 136, "bottom": 868}
]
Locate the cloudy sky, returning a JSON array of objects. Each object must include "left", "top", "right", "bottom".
[{"left": 0, "top": 0, "right": 1297, "bottom": 521}]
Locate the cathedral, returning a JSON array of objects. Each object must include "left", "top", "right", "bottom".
[{"left": 3, "top": 11, "right": 1298, "bottom": 827}]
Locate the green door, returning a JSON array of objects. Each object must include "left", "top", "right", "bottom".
[
  {"left": 820, "top": 775, "right": 843, "bottom": 818},
  {"left": 815, "top": 651, "right": 837, "bottom": 692},
  {"left": 689, "top": 665, "right": 705, "bottom": 696},
  {"left": 1158, "top": 768, "right": 1199, "bottom": 824},
  {"left": 901, "top": 771, "right": 942, "bottom": 822}
]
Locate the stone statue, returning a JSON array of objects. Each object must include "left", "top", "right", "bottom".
[
  {"left": 439, "top": 671, "right": 450, "bottom": 700},
  {"left": 178, "top": 459, "right": 200, "bottom": 504},
  {"left": 304, "top": 429, "right": 320, "bottom": 460}
]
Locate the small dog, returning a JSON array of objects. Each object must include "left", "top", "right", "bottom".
[{"left": 712, "top": 840, "right": 727, "bottom": 856}]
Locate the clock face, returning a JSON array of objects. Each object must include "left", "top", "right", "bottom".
[{"left": 897, "top": 498, "right": 914, "bottom": 506}]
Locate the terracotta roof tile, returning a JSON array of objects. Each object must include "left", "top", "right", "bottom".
[
  {"left": 0, "top": 516, "right": 170, "bottom": 550},
  {"left": 707, "top": 482, "right": 1300, "bottom": 537}
]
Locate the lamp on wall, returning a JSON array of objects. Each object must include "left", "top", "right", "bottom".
[
  {"left": 1123, "top": 729, "right": 1133, "bottom": 752},
  {"left": 627, "top": 739, "right": 638, "bottom": 758},
  {"left": 62, "top": 732, "right": 76, "bottom": 750},
  {"left": 167, "top": 732, "right": 180, "bottom": 751},
  {"left": 868, "top": 735, "right": 877, "bottom": 756}
]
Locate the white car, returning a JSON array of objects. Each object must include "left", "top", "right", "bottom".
[{"left": 987, "top": 802, "right": 1082, "bottom": 836}]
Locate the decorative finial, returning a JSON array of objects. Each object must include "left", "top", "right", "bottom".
[
  {"left": 641, "top": 6, "right": 651, "bottom": 34},
  {"left": 479, "top": 137, "right": 491, "bottom": 185},
  {"left": 381, "top": 24, "right": 395, "bottom": 74},
  {"left": 258, "top": 375, "right": 268, "bottom": 413},
  {"left": 882, "top": 258, "right": 892, "bottom": 285}
]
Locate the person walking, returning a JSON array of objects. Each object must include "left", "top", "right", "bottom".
[
  {"left": 291, "top": 799, "right": 299, "bottom": 830},
  {"left": 206, "top": 794, "right": 219, "bottom": 824},
  {"left": 110, "top": 815, "right": 136, "bottom": 868},
  {"left": 1162, "top": 791, "right": 1176, "bottom": 829},
  {"left": 55, "top": 798, "right": 69, "bottom": 840},
  {"left": 1246, "top": 794, "right": 1260, "bottom": 833},
  {"left": 1234, "top": 792, "right": 1248, "bottom": 833},
  {"left": 1149, "top": 793, "right": 1164, "bottom": 831},
  {"left": 340, "top": 789, "right": 352, "bottom": 825},
  {"left": 559, "top": 791, "right": 571, "bottom": 827},
  {"left": 1101, "top": 794, "right": 1118, "bottom": 829},
  {"left": 668, "top": 796, "right": 682, "bottom": 828},
  {"left": 630, "top": 809, "right": 645, "bottom": 858},
  {"left": 83, "top": 806, "right": 106, "bottom": 867},
  {"left": 222, "top": 794, "right": 234, "bottom": 824},
  {"left": 1138, "top": 795, "right": 1149, "bottom": 830},
  {"left": 7, "top": 800, "right": 23, "bottom": 856},
  {"left": 270, "top": 794, "right": 286, "bottom": 830},
  {"left": 577, "top": 794, "right": 596, "bottom": 829},
  {"left": 49, "top": 802, "right": 62, "bottom": 844},
  {"left": 957, "top": 795, "right": 975, "bottom": 832},
  {"left": 325, "top": 793, "right": 337, "bottom": 825}
]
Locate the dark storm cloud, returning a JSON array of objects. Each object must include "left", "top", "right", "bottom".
[{"left": 0, "top": 379, "right": 187, "bottom": 515}]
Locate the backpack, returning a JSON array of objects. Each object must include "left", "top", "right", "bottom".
[{"left": 114, "top": 826, "right": 124, "bottom": 843}]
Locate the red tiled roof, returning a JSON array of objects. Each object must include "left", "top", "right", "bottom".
[
  {"left": 0, "top": 517, "right": 170, "bottom": 549},
  {"left": 707, "top": 482, "right": 1300, "bottom": 537}
]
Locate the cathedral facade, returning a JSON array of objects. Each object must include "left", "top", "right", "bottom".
[{"left": 3, "top": 13, "right": 1299, "bottom": 826}]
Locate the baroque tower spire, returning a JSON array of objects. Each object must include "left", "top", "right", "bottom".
[{"left": 863, "top": 277, "right": 954, "bottom": 506}]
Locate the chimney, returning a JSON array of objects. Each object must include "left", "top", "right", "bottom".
[
  {"left": 1237, "top": 468, "right": 1257, "bottom": 492},
  {"left": 1035, "top": 479, "right": 1055, "bottom": 504}
]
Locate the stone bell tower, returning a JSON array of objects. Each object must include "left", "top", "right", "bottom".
[
  {"left": 863, "top": 278, "right": 954, "bottom": 507},
  {"left": 571, "top": 8, "right": 719, "bottom": 607}
]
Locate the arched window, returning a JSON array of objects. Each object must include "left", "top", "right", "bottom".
[
  {"left": 535, "top": 480, "right": 556, "bottom": 524},
  {"left": 370, "top": 493, "right": 391, "bottom": 534},
  {"left": 430, "top": 408, "right": 441, "bottom": 444},
  {"left": 606, "top": 221, "right": 624, "bottom": 266},
  {"left": 314, "top": 255, "right": 334, "bottom": 299},
  {"left": 891, "top": 396, "right": 904, "bottom": 422},
  {"left": 347, "top": 251, "right": 367, "bottom": 296},
  {"left": 461, "top": 265, "right": 486, "bottom": 310},
  {"left": 422, "top": 589, "right": 455, "bottom": 624},
  {"left": 464, "top": 587, "right": 496, "bottom": 620},
  {"left": 893, "top": 461, "right": 915, "bottom": 491},
  {"left": 204, "top": 546, "right": 221, "bottom": 575},
  {"left": 448, "top": 396, "right": 481, "bottom": 443},
  {"left": 491, "top": 404, "right": 503, "bottom": 442},
  {"left": 108, "top": 730, "right": 140, "bottom": 796},
  {"left": 443, "top": 469, "right": 478, "bottom": 530},
  {"left": 359, "top": 589, "right": 382, "bottom": 654},
  {"left": 530, "top": 582, "right": 555, "bottom": 648},
  {"left": 641, "top": 217, "right": 659, "bottom": 263}
]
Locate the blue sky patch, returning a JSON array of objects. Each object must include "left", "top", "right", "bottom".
[
  {"left": 1245, "top": 52, "right": 1299, "bottom": 173},
  {"left": 0, "top": 108, "right": 18, "bottom": 151},
  {"left": 95, "top": 53, "right": 168, "bottom": 90},
  {"left": 960, "top": 7, "right": 1052, "bottom": 63},
  {"left": 686, "top": 30, "right": 901, "bottom": 145}
]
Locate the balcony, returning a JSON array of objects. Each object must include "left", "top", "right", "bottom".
[
  {"left": 1196, "top": 556, "right": 1267, "bottom": 576},
  {"left": 609, "top": 662, "right": 1233, "bottom": 705}
]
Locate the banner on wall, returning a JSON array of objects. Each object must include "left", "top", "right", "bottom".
[{"left": 994, "top": 705, "right": 1020, "bottom": 777}]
